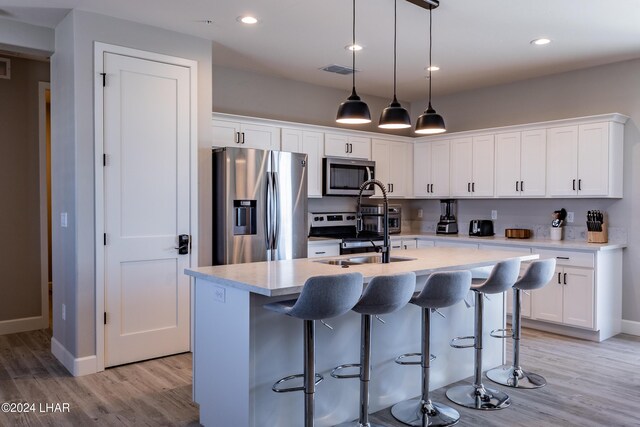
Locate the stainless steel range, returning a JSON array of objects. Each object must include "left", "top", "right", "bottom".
[{"left": 308, "top": 212, "right": 384, "bottom": 255}]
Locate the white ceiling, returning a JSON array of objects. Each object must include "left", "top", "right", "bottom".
[{"left": 2, "top": 0, "right": 640, "bottom": 100}]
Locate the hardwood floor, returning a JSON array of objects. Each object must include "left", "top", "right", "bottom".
[{"left": 0, "top": 328, "right": 638, "bottom": 426}]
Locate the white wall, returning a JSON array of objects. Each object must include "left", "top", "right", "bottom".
[
  {"left": 411, "top": 58, "right": 640, "bottom": 323},
  {"left": 51, "top": 10, "right": 213, "bottom": 361},
  {"left": 0, "top": 18, "right": 53, "bottom": 57}
]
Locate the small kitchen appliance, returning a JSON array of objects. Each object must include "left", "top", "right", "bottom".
[
  {"left": 436, "top": 199, "right": 458, "bottom": 234},
  {"left": 469, "top": 220, "right": 495, "bottom": 237},
  {"left": 360, "top": 204, "right": 401, "bottom": 234}
]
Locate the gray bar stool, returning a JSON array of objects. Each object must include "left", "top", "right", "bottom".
[
  {"left": 391, "top": 270, "right": 472, "bottom": 427},
  {"left": 446, "top": 258, "right": 521, "bottom": 411},
  {"left": 487, "top": 258, "right": 556, "bottom": 389},
  {"left": 331, "top": 272, "right": 416, "bottom": 427},
  {"left": 263, "top": 272, "right": 364, "bottom": 427}
]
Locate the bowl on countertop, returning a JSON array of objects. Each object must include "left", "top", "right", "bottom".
[{"left": 505, "top": 228, "right": 532, "bottom": 239}]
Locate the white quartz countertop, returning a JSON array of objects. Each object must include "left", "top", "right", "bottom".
[{"left": 185, "top": 247, "right": 538, "bottom": 297}]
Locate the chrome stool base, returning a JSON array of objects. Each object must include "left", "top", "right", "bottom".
[
  {"left": 334, "top": 421, "right": 387, "bottom": 427},
  {"left": 391, "top": 398, "right": 460, "bottom": 427},
  {"left": 446, "top": 384, "right": 511, "bottom": 411},
  {"left": 486, "top": 365, "right": 546, "bottom": 389}
]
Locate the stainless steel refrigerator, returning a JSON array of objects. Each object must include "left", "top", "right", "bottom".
[{"left": 212, "top": 147, "right": 308, "bottom": 265}]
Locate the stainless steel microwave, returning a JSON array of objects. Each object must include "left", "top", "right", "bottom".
[{"left": 323, "top": 157, "right": 375, "bottom": 196}]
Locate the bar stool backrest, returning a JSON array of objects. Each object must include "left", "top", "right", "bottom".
[
  {"left": 514, "top": 258, "right": 556, "bottom": 291},
  {"left": 474, "top": 259, "right": 521, "bottom": 294},
  {"left": 353, "top": 272, "right": 416, "bottom": 315},
  {"left": 414, "top": 270, "right": 472, "bottom": 309},
  {"left": 288, "top": 272, "right": 364, "bottom": 320}
]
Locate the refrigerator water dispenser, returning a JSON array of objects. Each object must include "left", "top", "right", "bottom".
[{"left": 233, "top": 200, "right": 256, "bottom": 235}]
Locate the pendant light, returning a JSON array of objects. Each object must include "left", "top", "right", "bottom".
[
  {"left": 336, "top": 0, "right": 371, "bottom": 124},
  {"left": 415, "top": 1, "right": 446, "bottom": 134},
  {"left": 379, "top": 0, "right": 411, "bottom": 129}
]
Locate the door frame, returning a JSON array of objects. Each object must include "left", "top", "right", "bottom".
[
  {"left": 94, "top": 42, "right": 198, "bottom": 372},
  {"left": 38, "top": 81, "right": 50, "bottom": 331}
]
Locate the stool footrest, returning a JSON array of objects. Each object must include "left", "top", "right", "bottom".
[
  {"left": 450, "top": 335, "right": 475, "bottom": 349},
  {"left": 394, "top": 352, "right": 436, "bottom": 365},
  {"left": 330, "top": 363, "right": 361, "bottom": 379},
  {"left": 272, "top": 373, "right": 323, "bottom": 393},
  {"left": 490, "top": 328, "right": 513, "bottom": 339}
]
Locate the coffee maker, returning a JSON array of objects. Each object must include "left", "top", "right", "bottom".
[{"left": 437, "top": 199, "right": 458, "bottom": 234}]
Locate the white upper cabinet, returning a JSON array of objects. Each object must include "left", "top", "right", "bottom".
[
  {"left": 495, "top": 130, "right": 546, "bottom": 197},
  {"left": 325, "top": 133, "right": 371, "bottom": 159},
  {"left": 213, "top": 119, "right": 280, "bottom": 150},
  {"left": 547, "top": 121, "right": 623, "bottom": 197},
  {"left": 451, "top": 135, "right": 494, "bottom": 197},
  {"left": 414, "top": 140, "right": 450, "bottom": 198},
  {"left": 281, "top": 128, "right": 324, "bottom": 198},
  {"left": 372, "top": 138, "right": 413, "bottom": 197}
]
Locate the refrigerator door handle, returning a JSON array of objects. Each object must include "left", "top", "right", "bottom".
[
  {"left": 265, "top": 172, "right": 273, "bottom": 250},
  {"left": 272, "top": 172, "right": 280, "bottom": 250}
]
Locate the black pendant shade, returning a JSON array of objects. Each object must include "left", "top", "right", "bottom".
[
  {"left": 379, "top": 96, "right": 411, "bottom": 129},
  {"left": 415, "top": 103, "right": 446, "bottom": 134},
  {"left": 337, "top": 88, "right": 371, "bottom": 124}
]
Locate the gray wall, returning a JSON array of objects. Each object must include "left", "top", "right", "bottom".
[
  {"left": 213, "top": 64, "right": 413, "bottom": 137},
  {"left": 51, "top": 10, "right": 213, "bottom": 358},
  {"left": 0, "top": 18, "right": 54, "bottom": 57},
  {"left": 411, "top": 58, "right": 640, "bottom": 323},
  {"left": 0, "top": 55, "right": 49, "bottom": 322}
]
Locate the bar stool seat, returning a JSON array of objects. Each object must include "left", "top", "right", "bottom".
[
  {"left": 487, "top": 258, "right": 556, "bottom": 389},
  {"left": 445, "top": 259, "right": 521, "bottom": 411},
  {"left": 332, "top": 272, "right": 416, "bottom": 427},
  {"left": 391, "top": 270, "right": 472, "bottom": 427},
  {"left": 263, "top": 272, "right": 363, "bottom": 427}
]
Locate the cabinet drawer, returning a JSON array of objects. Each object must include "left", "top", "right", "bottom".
[
  {"left": 307, "top": 243, "right": 340, "bottom": 258},
  {"left": 534, "top": 249, "right": 594, "bottom": 268}
]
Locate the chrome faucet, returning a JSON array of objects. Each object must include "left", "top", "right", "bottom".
[{"left": 356, "top": 179, "right": 390, "bottom": 263}]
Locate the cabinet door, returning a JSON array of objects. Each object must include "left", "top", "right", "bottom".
[
  {"left": 413, "top": 143, "right": 431, "bottom": 197},
  {"left": 389, "top": 141, "right": 412, "bottom": 196},
  {"left": 239, "top": 123, "right": 280, "bottom": 150},
  {"left": 349, "top": 136, "right": 371, "bottom": 159},
  {"left": 577, "top": 123, "right": 609, "bottom": 196},
  {"left": 417, "top": 239, "right": 435, "bottom": 248},
  {"left": 212, "top": 120, "right": 240, "bottom": 148},
  {"left": 281, "top": 128, "right": 303, "bottom": 153},
  {"left": 471, "top": 135, "right": 495, "bottom": 197},
  {"left": 495, "top": 132, "right": 521, "bottom": 197},
  {"left": 531, "top": 266, "right": 563, "bottom": 323},
  {"left": 371, "top": 139, "right": 390, "bottom": 197},
  {"left": 547, "top": 126, "right": 578, "bottom": 196},
  {"left": 450, "top": 137, "right": 473, "bottom": 197},
  {"left": 562, "top": 267, "right": 595, "bottom": 329},
  {"left": 391, "top": 240, "right": 403, "bottom": 251},
  {"left": 302, "top": 131, "right": 324, "bottom": 198},
  {"left": 520, "top": 130, "right": 546, "bottom": 196},
  {"left": 402, "top": 239, "right": 417, "bottom": 250},
  {"left": 324, "top": 133, "right": 350, "bottom": 157},
  {"left": 307, "top": 243, "right": 340, "bottom": 258},
  {"left": 430, "top": 140, "right": 450, "bottom": 197}
]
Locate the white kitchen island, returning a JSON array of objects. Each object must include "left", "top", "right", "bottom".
[{"left": 185, "top": 247, "right": 538, "bottom": 427}]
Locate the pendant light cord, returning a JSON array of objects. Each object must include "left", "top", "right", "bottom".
[
  {"left": 352, "top": 0, "right": 356, "bottom": 92},
  {"left": 428, "top": 7, "right": 433, "bottom": 107},
  {"left": 393, "top": 0, "right": 397, "bottom": 99}
]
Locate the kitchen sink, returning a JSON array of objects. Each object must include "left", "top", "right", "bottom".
[{"left": 314, "top": 255, "right": 416, "bottom": 266}]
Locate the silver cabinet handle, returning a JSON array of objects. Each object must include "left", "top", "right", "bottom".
[{"left": 241, "top": 132, "right": 245, "bottom": 144}]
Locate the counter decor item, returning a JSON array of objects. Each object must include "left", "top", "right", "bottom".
[
  {"left": 550, "top": 208, "right": 566, "bottom": 241},
  {"left": 587, "top": 210, "right": 608, "bottom": 243},
  {"left": 505, "top": 228, "right": 532, "bottom": 239}
]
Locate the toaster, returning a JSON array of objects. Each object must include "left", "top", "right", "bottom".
[{"left": 469, "top": 220, "right": 494, "bottom": 237}]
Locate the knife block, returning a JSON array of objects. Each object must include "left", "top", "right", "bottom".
[{"left": 587, "top": 222, "right": 608, "bottom": 243}]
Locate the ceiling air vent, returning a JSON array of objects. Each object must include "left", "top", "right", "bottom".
[{"left": 320, "top": 64, "right": 356, "bottom": 75}]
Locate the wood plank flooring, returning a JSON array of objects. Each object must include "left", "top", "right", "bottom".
[{"left": 0, "top": 328, "right": 638, "bottom": 426}]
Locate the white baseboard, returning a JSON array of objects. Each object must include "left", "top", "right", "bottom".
[
  {"left": 51, "top": 337, "right": 98, "bottom": 376},
  {"left": 621, "top": 320, "right": 640, "bottom": 336},
  {"left": 0, "top": 315, "right": 47, "bottom": 335}
]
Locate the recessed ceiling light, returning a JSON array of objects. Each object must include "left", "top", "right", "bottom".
[
  {"left": 346, "top": 44, "right": 363, "bottom": 51},
  {"left": 238, "top": 16, "right": 259, "bottom": 25},
  {"left": 427, "top": 66, "right": 440, "bottom": 71},
  {"left": 531, "top": 38, "right": 551, "bottom": 46}
]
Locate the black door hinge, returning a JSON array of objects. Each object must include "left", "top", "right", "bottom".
[
  {"left": 100, "top": 72, "right": 106, "bottom": 87},
  {"left": 104, "top": 312, "right": 107, "bottom": 325},
  {"left": 103, "top": 233, "right": 107, "bottom": 245}
]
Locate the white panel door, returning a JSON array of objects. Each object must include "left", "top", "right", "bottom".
[
  {"left": 547, "top": 126, "right": 578, "bottom": 196},
  {"left": 578, "top": 122, "right": 609, "bottom": 196},
  {"left": 495, "top": 132, "right": 521, "bottom": 197},
  {"left": 430, "top": 140, "right": 450, "bottom": 197},
  {"left": 212, "top": 120, "right": 239, "bottom": 148},
  {"left": 324, "top": 133, "right": 350, "bottom": 157},
  {"left": 450, "top": 137, "right": 473, "bottom": 197},
  {"left": 349, "top": 136, "right": 371, "bottom": 159},
  {"left": 280, "top": 128, "right": 303, "bottom": 153},
  {"left": 471, "top": 135, "right": 495, "bottom": 197},
  {"left": 562, "top": 267, "right": 595, "bottom": 329},
  {"left": 239, "top": 123, "right": 280, "bottom": 150},
  {"left": 103, "top": 53, "right": 191, "bottom": 367},
  {"left": 413, "top": 143, "right": 431, "bottom": 197},
  {"left": 532, "top": 266, "right": 563, "bottom": 323},
  {"left": 520, "top": 130, "right": 546, "bottom": 196},
  {"left": 389, "top": 141, "right": 411, "bottom": 196}
]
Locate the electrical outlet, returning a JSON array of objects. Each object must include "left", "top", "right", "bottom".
[
  {"left": 61, "top": 304, "right": 66, "bottom": 321},
  {"left": 60, "top": 212, "right": 68, "bottom": 228},
  {"left": 213, "top": 286, "right": 226, "bottom": 303},
  {"left": 567, "top": 211, "right": 575, "bottom": 223},
  {"left": 417, "top": 208, "right": 423, "bottom": 219},
  {"left": 491, "top": 210, "right": 498, "bottom": 220}
]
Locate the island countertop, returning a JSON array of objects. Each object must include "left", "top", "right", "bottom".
[{"left": 185, "top": 247, "right": 539, "bottom": 296}]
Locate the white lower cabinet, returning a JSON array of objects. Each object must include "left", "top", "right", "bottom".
[
  {"left": 307, "top": 242, "right": 340, "bottom": 258},
  {"left": 417, "top": 239, "right": 435, "bottom": 248},
  {"left": 391, "top": 239, "right": 417, "bottom": 250}
]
